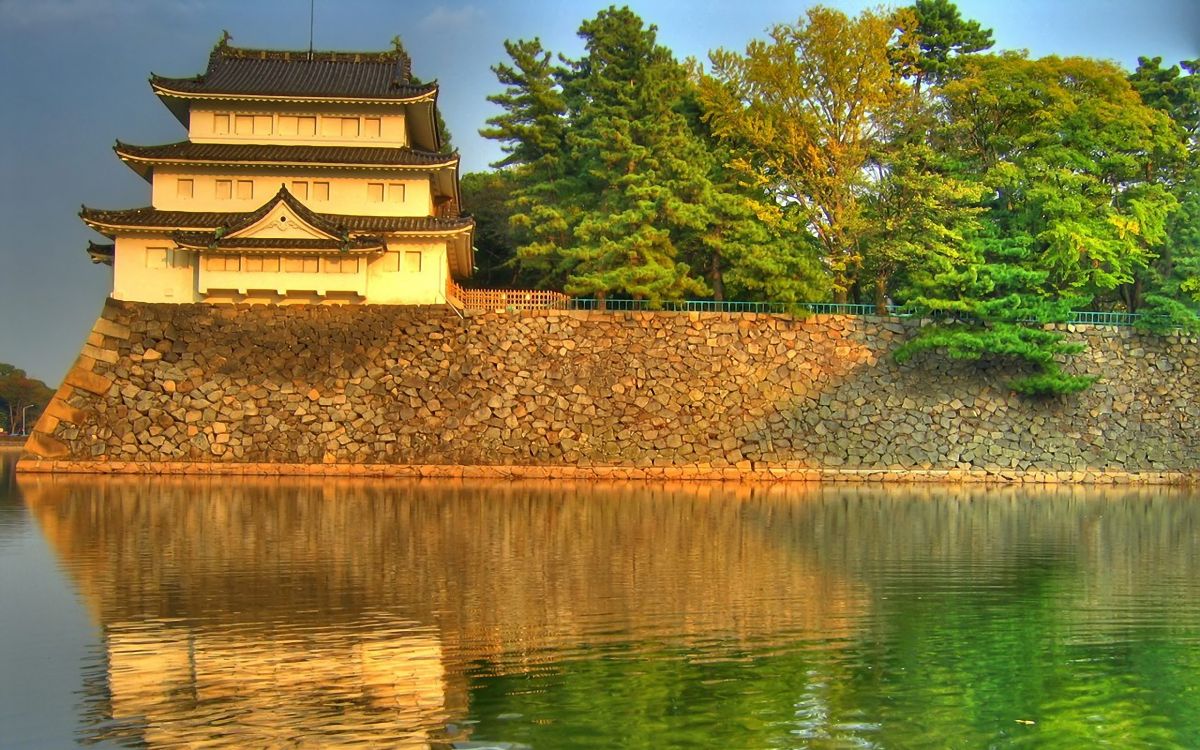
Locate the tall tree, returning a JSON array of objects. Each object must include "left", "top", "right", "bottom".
[
  {"left": 939, "top": 53, "right": 1182, "bottom": 306},
  {"left": 479, "top": 38, "right": 573, "bottom": 287},
  {"left": 905, "top": 0, "right": 993, "bottom": 94},
  {"left": 554, "top": 8, "right": 711, "bottom": 305},
  {"left": 702, "top": 6, "right": 914, "bottom": 302}
]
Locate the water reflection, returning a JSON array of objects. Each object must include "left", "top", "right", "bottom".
[{"left": 16, "top": 474, "right": 1200, "bottom": 748}]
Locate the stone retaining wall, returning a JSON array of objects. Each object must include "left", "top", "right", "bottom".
[{"left": 18, "top": 298, "right": 1200, "bottom": 480}]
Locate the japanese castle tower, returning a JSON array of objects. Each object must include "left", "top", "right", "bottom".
[{"left": 82, "top": 35, "right": 474, "bottom": 305}]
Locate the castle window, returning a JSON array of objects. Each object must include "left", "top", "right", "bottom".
[
  {"left": 364, "top": 117, "right": 381, "bottom": 138},
  {"left": 368, "top": 183, "right": 385, "bottom": 202},
  {"left": 254, "top": 115, "right": 273, "bottom": 134},
  {"left": 321, "top": 116, "right": 340, "bottom": 136},
  {"left": 284, "top": 257, "right": 319, "bottom": 273},
  {"left": 170, "top": 249, "right": 190, "bottom": 269},
  {"left": 215, "top": 180, "right": 233, "bottom": 199},
  {"left": 326, "top": 257, "right": 359, "bottom": 274},
  {"left": 235, "top": 114, "right": 253, "bottom": 135},
  {"left": 291, "top": 181, "right": 309, "bottom": 199},
  {"left": 177, "top": 178, "right": 194, "bottom": 198},
  {"left": 145, "top": 247, "right": 168, "bottom": 269},
  {"left": 205, "top": 255, "right": 240, "bottom": 272},
  {"left": 313, "top": 182, "right": 330, "bottom": 201},
  {"left": 388, "top": 183, "right": 405, "bottom": 203},
  {"left": 213, "top": 113, "right": 230, "bottom": 135},
  {"left": 278, "top": 115, "right": 297, "bottom": 135},
  {"left": 404, "top": 251, "right": 422, "bottom": 273},
  {"left": 380, "top": 252, "right": 401, "bottom": 272},
  {"left": 298, "top": 116, "right": 316, "bottom": 136},
  {"left": 236, "top": 180, "right": 254, "bottom": 200},
  {"left": 244, "top": 256, "right": 279, "bottom": 272},
  {"left": 341, "top": 117, "right": 360, "bottom": 137}
]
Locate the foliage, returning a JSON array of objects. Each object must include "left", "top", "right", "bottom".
[
  {"left": 905, "top": 0, "right": 993, "bottom": 90},
  {"left": 459, "top": 170, "right": 519, "bottom": 287},
  {"left": 701, "top": 5, "right": 914, "bottom": 302},
  {"left": 468, "top": 1, "right": 1200, "bottom": 395},
  {"left": 896, "top": 234, "right": 1097, "bottom": 397},
  {"left": 0, "top": 363, "right": 54, "bottom": 434}
]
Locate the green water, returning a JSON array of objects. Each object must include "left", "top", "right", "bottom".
[{"left": 3, "top": 452, "right": 1200, "bottom": 748}]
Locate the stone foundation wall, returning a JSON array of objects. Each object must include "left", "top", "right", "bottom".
[{"left": 19, "top": 298, "right": 1200, "bottom": 478}]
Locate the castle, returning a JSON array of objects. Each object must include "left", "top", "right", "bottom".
[{"left": 81, "top": 35, "right": 474, "bottom": 306}]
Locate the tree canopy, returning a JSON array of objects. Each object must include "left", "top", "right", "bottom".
[{"left": 464, "top": 3, "right": 1199, "bottom": 395}]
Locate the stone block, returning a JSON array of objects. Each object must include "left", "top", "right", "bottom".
[
  {"left": 64, "top": 367, "right": 114, "bottom": 396},
  {"left": 93, "top": 317, "right": 131, "bottom": 340},
  {"left": 24, "top": 431, "right": 70, "bottom": 459},
  {"left": 44, "top": 398, "right": 88, "bottom": 426}
]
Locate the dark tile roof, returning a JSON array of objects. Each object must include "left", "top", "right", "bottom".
[
  {"left": 86, "top": 241, "right": 115, "bottom": 265},
  {"left": 151, "top": 38, "right": 437, "bottom": 100},
  {"left": 81, "top": 204, "right": 475, "bottom": 236},
  {"left": 115, "top": 141, "right": 457, "bottom": 169},
  {"left": 172, "top": 232, "right": 384, "bottom": 253}
]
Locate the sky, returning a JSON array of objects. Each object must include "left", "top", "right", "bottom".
[{"left": 0, "top": 0, "right": 1196, "bottom": 384}]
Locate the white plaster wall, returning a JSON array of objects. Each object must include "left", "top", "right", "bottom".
[
  {"left": 112, "top": 237, "right": 199, "bottom": 303},
  {"left": 188, "top": 104, "right": 407, "bottom": 147},
  {"left": 366, "top": 241, "right": 448, "bottom": 305},
  {"left": 152, "top": 168, "right": 433, "bottom": 217}
]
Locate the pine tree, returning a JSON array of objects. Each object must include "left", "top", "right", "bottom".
[
  {"left": 895, "top": 232, "right": 1097, "bottom": 397},
  {"left": 478, "top": 38, "right": 573, "bottom": 287}
]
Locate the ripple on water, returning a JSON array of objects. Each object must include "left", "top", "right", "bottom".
[{"left": 5, "top": 477, "right": 1200, "bottom": 748}]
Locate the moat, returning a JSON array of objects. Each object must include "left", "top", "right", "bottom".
[{"left": 3, "top": 448, "right": 1200, "bottom": 748}]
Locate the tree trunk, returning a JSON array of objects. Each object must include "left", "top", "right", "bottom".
[
  {"left": 597, "top": 290, "right": 607, "bottom": 311},
  {"left": 874, "top": 271, "right": 890, "bottom": 315},
  {"left": 710, "top": 254, "right": 725, "bottom": 302}
]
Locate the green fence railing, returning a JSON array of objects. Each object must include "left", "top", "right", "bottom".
[{"left": 553, "top": 298, "right": 1168, "bottom": 327}]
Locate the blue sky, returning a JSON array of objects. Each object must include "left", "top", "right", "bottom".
[{"left": 0, "top": 0, "right": 1196, "bottom": 383}]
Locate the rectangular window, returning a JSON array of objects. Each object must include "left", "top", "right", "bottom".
[
  {"left": 297, "top": 116, "right": 317, "bottom": 136},
  {"left": 313, "top": 182, "right": 330, "bottom": 201},
  {"left": 176, "top": 178, "right": 194, "bottom": 198},
  {"left": 341, "top": 117, "right": 360, "bottom": 137},
  {"left": 278, "top": 115, "right": 298, "bottom": 135},
  {"left": 236, "top": 180, "right": 254, "bottom": 200},
  {"left": 364, "top": 117, "right": 381, "bottom": 138},
  {"left": 254, "top": 115, "right": 272, "bottom": 134},
  {"left": 387, "top": 183, "right": 405, "bottom": 204},
  {"left": 291, "top": 181, "right": 309, "bottom": 199},
  {"left": 284, "top": 257, "right": 319, "bottom": 273},
  {"left": 326, "top": 257, "right": 358, "bottom": 274},
  {"left": 403, "top": 251, "right": 422, "bottom": 273},
  {"left": 235, "top": 114, "right": 253, "bottom": 135},
  {"left": 245, "top": 256, "right": 263, "bottom": 272},
  {"left": 367, "top": 183, "right": 385, "bottom": 202},
  {"left": 170, "top": 249, "right": 190, "bottom": 269},
  {"left": 380, "top": 252, "right": 401, "bottom": 272},
  {"left": 320, "top": 116, "right": 341, "bottom": 136},
  {"left": 215, "top": 180, "right": 232, "bottom": 199},
  {"left": 145, "top": 247, "right": 168, "bottom": 269},
  {"left": 213, "top": 113, "right": 230, "bottom": 135},
  {"left": 204, "top": 255, "right": 240, "bottom": 272}
]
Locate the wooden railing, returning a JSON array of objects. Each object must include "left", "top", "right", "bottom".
[{"left": 446, "top": 280, "right": 571, "bottom": 314}]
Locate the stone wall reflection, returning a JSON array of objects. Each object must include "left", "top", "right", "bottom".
[{"left": 17, "top": 475, "right": 1200, "bottom": 747}]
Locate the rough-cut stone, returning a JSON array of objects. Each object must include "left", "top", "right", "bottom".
[
  {"left": 25, "top": 431, "right": 71, "bottom": 459},
  {"left": 64, "top": 367, "right": 115, "bottom": 396},
  {"left": 16, "top": 299, "right": 1200, "bottom": 478}
]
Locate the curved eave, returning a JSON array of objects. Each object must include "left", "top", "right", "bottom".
[
  {"left": 172, "top": 241, "right": 384, "bottom": 256},
  {"left": 114, "top": 147, "right": 459, "bottom": 182},
  {"left": 151, "top": 79, "right": 439, "bottom": 127}
]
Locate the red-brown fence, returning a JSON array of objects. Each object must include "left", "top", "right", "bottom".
[{"left": 446, "top": 280, "right": 570, "bottom": 313}]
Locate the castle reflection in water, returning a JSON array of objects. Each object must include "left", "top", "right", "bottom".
[{"left": 16, "top": 473, "right": 1200, "bottom": 748}]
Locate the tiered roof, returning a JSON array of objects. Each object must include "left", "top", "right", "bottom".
[{"left": 149, "top": 36, "right": 442, "bottom": 150}]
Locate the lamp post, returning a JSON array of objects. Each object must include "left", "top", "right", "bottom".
[{"left": 20, "top": 404, "right": 35, "bottom": 436}]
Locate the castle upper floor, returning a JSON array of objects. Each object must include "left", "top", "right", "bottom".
[{"left": 150, "top": 35, "right": 442, "bottom": 152}]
